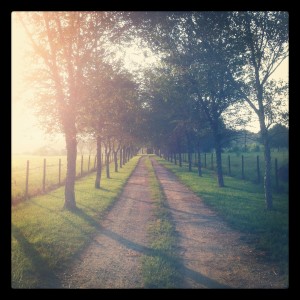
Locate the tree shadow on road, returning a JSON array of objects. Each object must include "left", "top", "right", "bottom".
[{"left": 73, "top": 208, "right": 230, "bottom": 289}]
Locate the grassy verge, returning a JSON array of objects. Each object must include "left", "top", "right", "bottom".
[
  {"left": 141, "top": 156, "right": 180, "bottom": 288},
  {"left": 154, "top": 156, "right": 288, "bottom": 279},
  {"left": 12, "top": 156, "right": 140, "bottom": 288},
  {"left": 12, "top": 155, "right": 104, "bottom": 203},
  {"left": 178, "top": 150, "right": 289, "bottom": 193}
]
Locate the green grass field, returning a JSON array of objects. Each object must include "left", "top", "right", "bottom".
[
  {"left": 12, "top": 154, "right": 104, "bottom": 202},
  {"left": 12, "top": 156, "right": 140, "bottom": 288},
  {"left": 178, "top": 149, "right": 289, "bottom": 193},
  {"left": 155, "top": 155, "right": 288, "bottom": 281}
]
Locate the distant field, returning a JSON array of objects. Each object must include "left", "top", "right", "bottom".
[
  {"left": 220, "top": 151, "right": 288, "bottom": 186},
  {"left": 12, "top": 155, "right": 97, "bottom": 202}
]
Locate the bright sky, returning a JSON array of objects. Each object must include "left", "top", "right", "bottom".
[
  {"left": 12, "top": 16, "right": 65, "bottom": 154},
  {"left": 11, "top": 14, "right": 289, "bottom": 154}
]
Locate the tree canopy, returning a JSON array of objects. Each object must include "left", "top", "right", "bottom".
[{"left": 17, "top": 11, "right": 288, "bottom": 210}]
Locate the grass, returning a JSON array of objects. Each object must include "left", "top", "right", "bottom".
[
  {"left": 154, "top": 156, "right": 288, "bottom": 280},
  {"left": 11, "top": 155, "right": 140, "bottom": 288},
  {"left": 141, "top": 156, "right": 181, "bottom": 288},
  {"left": 12, "top": 154, "right": 100, "bottom": 202},
  {"left": 179, "top": 149, "right": 289, "bottom": 193}
]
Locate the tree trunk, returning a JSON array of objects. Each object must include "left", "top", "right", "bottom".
[
  {"left": 119, "top": 147, "right": 123, "bottom": 168},
  {"left": 175, "top": 138, "right": 182, "bottom": 167},
  {"left": 188, "top": 151, "right": 192, "bottom": 172},
  {"left": 197, "top": 142, "right": 202, "bottom": 177},
  {"left": 64, "top": 130, "right": 77, "bottom": 210},
  {"left": 127, "top": 147, "right": 131, "bottom": 161},
  {"left": 186, "top": 132, "right": 192, "bottom": 172},
  {"left": 95, "top": 136, "right": 102, "bottom": 189},
  {"left": 260, "top": 121, "right": 273, "bottom": 210},
  {"left": 179, "top": 152, "right": 182, "bottom": 167},
  {"left": 106, "top": 147, "right": 110, "bottom": 178},
  {"left": 114, "top": 151, "right": 118, "bottom": 172},
  {"left": 214, "top": 137, "right": 225, "bottom": 187},
  {"left": 123, "top": 146, "right": 126, "bottom": 164}
]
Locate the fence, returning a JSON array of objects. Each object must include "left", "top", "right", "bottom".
[
  {"left": 12, "top": 152, "right": 117, "bottom": 204},
  {"left": 169, "top": 150, "right": 289, "bottom": 193}
]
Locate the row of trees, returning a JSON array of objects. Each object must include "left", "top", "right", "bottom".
[
  {"left": 132, "top": 12, "right": 288, "bottom": 210},
  {"left": 17, "top": 12, "right": 288, "bottom": 211},
  {"left": 17, "top": 12, "right": 146, "bottom": 210}
]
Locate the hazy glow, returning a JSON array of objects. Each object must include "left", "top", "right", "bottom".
[{"left": 12, "top": 16, "right": 65, "bottom": 154}]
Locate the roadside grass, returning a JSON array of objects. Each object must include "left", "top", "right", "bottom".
[
  {"left": 179, "top": 150, "right": 289, "bottom": 193},
  {"left": 12, "top": 156, "right": 140, "bottom": 288},
  {"left": 12, "top": 155, "right": 98, "bottom": 202},
  {"left": 155, "top": 156, "right": 288, "bottom": 278},
  {"left": 141, "top": 156, "right": 181, "bottom": 288},
  {"left": 221, "top": 151, "right": 288, "bottom": 183}
]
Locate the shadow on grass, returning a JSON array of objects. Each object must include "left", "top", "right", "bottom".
[
  {"left": 12, "top": 225, "right": 62, "bottom": 288},
  {"left": 72, "top": 207, "right": 101, "bottom": 230}
]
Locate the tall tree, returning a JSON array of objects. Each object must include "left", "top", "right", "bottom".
[
  {"left": 17, "top": 12, "right": 102, "bottom": 210},
  {"left": 82, "top": 57, "right": 139, "bottom": 186},
  {"left": 161, "top": 12, "right": 242, "bottom": 187},
  {"left": 228, "top": 11, "right": 289, "bottom": 209}
]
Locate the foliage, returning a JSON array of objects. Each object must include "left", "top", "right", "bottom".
[{"left": 268, "top": 124, "right": 289, "bottom": 149}]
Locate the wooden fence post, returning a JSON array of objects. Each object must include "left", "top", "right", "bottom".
[
  {"left": 81, "top": 155, "right": 83, "bottom": 176},
  {"left": 43, "top": 158, "right": 46, "bottom": 193},
  {"left": 228, "top": 155, "right": 231, "bottom": 176},
  {"left": 59, "top": 158, "right": 61, "bottom": 184},
  {"left": 242, "top": 155, "right": 245, "bottom": 179},
  {"left": 94, "top": 155, "right": 97, "bottom": 170},
  {"left": 256, "top": 155, "right": 260, "bottom": 183},
  {"left": 275, "top": 158, "right": 279, "bottom": 190},
  {"left": 88, "top": 155, "right": 90, "bottom": 172},
  {"left": 211, "top": 152, "right": 214, "bottom": 170},
  {"left": 25, "top": 160, "right": 29, "bottom": 199},
  {"left": 204, "top": 153, "right": 207, "bottom": 168}
]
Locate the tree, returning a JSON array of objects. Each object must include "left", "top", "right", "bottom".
[
  {"left": 82, "top": 55, "right": 139, "bottom": 186},
  {"left": 165, "top": 12, "right": 242, "bottom": 187},
  {"left": 17, "top": 12, "right": 103, "bottom": 210},
  {"left": 228, "top": 12, "right": 288, "bottom": 210}
]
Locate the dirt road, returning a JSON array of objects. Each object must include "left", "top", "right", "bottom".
[
  {"left": 60, "top": 156, "right": 154, "bottom": 288},
  {"left": 60, "top": 155, "right": 287, "bottom": 288},
  {"left": 150, "top": 157, "right": 287, "bottom": 288}
]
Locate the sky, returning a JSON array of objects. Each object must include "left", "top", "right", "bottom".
[{"left": 11, "top": 14, "right": 289, "bottom": 154}]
